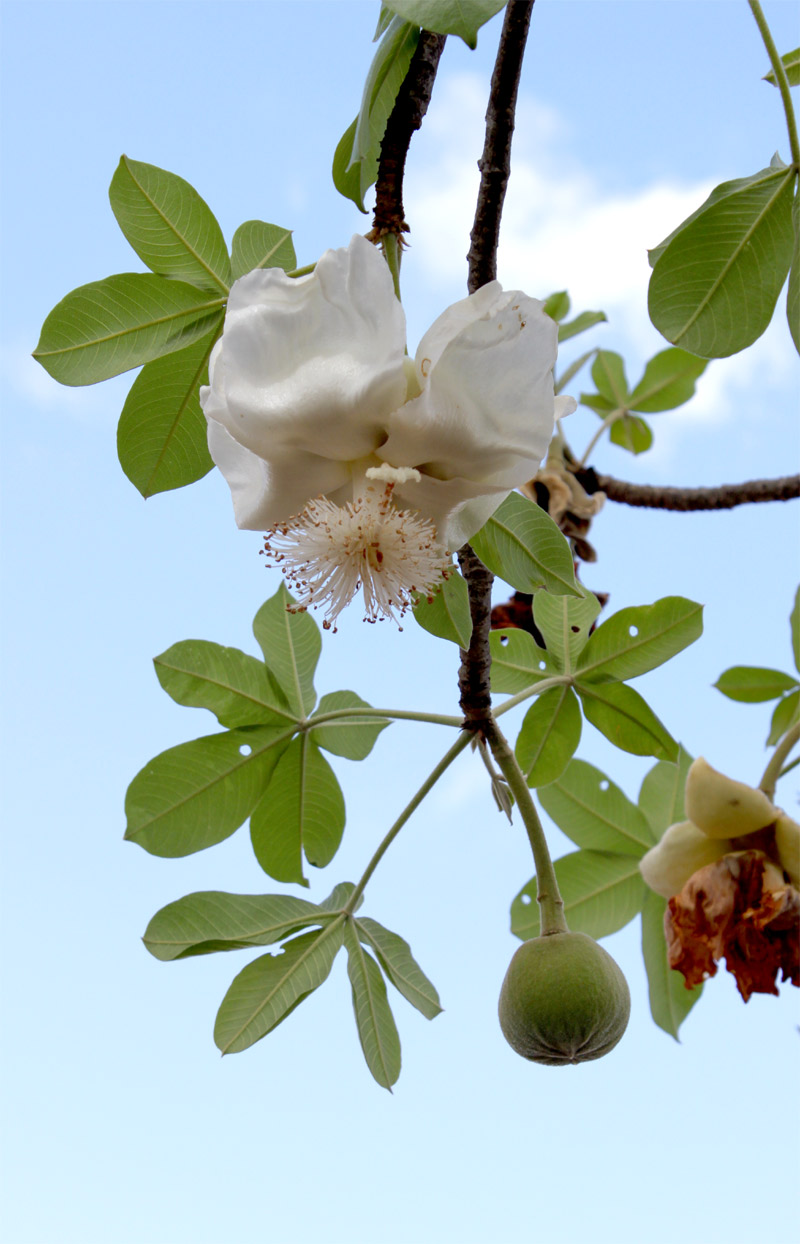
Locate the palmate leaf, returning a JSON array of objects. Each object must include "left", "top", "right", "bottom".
[
  {"left": 637, "top": 747, "right": 693, "bottom": 839},
  {"left": 557, "top": 310, "right": 607, "bottom": 342},
  {"left": 538, "top": 758, "right": 654, "bottom": 856},
  {"left": 124, "top": 724, "right": 290, "bottom": 857},
  {"left": 214, "top": 923, "right": 345, "bottom": 1055},
  {"left": 608, "top": 414, "right": 652, "bottom": 455},
  {"left": 249, "top": 736, "right": 345, "bottom": 885},
  {"left": 515, "top": 685, "right": 582, "bottom": 787},
  {"left": 344, "top": 921, "right": 402, "bottom": 1090},
  {"left": 153, "top": 638, "right": 297, "bottom": 728},
  {"left": 253, "top": 585, "right": 321, "bottom": 718},
  {"left": 532, "top": 585, "right": 600, "bottom": 673},
  {"left": 142, "top": 891, "right": 327, "bottom": 961},
  {"left": 489, "top": 629, "right": 554, "bottom": 693},
  {"left": 413, "top": 572, "right": 472, "bottom": 647},
  {"left": 470, "top": 492, "right": 579, "bottom": 597},
  {"left": 511, "top": 850, "right": 646, "bottom": 941},
  {"left": 641, "top": 890, "right": 702, "bottom": 1039},
  {"left": 627, "top": 348, "right": 707, "bottom": 412},
  {"left": 355, "top": 917, "right": 442, "bottom": 1019},
  {"left": 33, "top": 273, "right": 224, "bottom": 386},
  {"left": 384, "top": 0, "right": 506, "bottom": 48},
  {"left": 332, "top": 118, "right": 375, "bottom": 215},
  {"left": 648, "top": 165, "right": 796, "bottom": 358},
  {"left": 576, "top": 680, "right": 678, "bottom": 762},
  {"left": 714, "top": 665, "right": 798, "bottom": 703},
  {"left": 575, "top": 597, "right": 703, "bottom": 683},
  {"left": 310, "top": 691, "right": 390, "bottom": 760},
  {"left": 116, "top": 325, "right": 220, "bottom": 497},
  {"left": 230, "top": 222, "right": 296, "bottom": 280},
  {"left": 109, "top": 156, "right": 231, "bottom": 293}
]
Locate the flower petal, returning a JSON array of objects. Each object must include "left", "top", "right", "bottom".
[
  {"left": 202, "top": 235, "right": 407, "bottom": 463},
  {"left": 685, "top": 757, "right": 778, "bottom": 839},
  {"left": 639, "top": 821, "right": 732, "bottom": 899},
  {"left": 381, "top": 291, "right": 558, "bottom": 489}
]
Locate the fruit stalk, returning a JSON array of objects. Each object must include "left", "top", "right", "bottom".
[{"left": 483, "top": 716, "right": 568, "bottom": 934}]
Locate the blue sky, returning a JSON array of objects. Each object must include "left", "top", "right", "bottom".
[{"left": 2, "top": 3, "right": 799, "bottom": 1243}]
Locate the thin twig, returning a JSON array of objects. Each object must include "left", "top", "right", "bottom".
[
  {"left": 370, "top": 30, "right": 447, "bottom": 239},
  {"left": 592, "top": 471, "right": 800, "bottom": 511},
  {"left": 459, "top": 1, "right": 535, "bottom": 728}
]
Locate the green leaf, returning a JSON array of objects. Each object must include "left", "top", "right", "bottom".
[
  {"left": 516, "top": 686, "right": 582, "bottom": 787},
  {"left": 557, "top": 310, "right": 607, "bottom": 342},
  {"left": 413, "top": 572, "right": 472, "bottom": 647},
  {"left": 576, "top": 597, "right": 703, "bottom": 682},
  {"left": 532, "top": 585, "right": 601, "bottom": 673},
  {"left": 116, "top": 325, "right": 220, "bottom": 497},
  {"left": 470, "top": 492, "right": 579, "bottom": 597},
  {"left": 142, "top": 891, "right": 327, "bottom": 961},
  {"left": 591, "top": 350, "right": 630, "bottom": 405},
  {"left": 763, "top": 47, "right": 800, "bottom": 86},
  {"left": 109, "top": 155, "right": 231, "bottom": 293},
  {"left": 608, "top": 414, "right": 653, "bottom": 455},
  {"left": 556, "top": 348, "right": 597, "bottom": 394},
  {"left": 791, "top": 586, "right": 800, "bottom": 673},
  {"left": 641, "top": 890, "right": 702, "bottom": 1039},
  {"left": 124, "top": 725, "right": 289, "bottom": 857},
  {"left": 317, "top": 881, "right": 362, "bottom": 914},
  {"left": 576, "top": 681, "right": 678, "bottom": 761},
  {"left": 249, "top": 736, "right": 345, "bottom": 885},
  {"left": 648, "top": 166, "right": 796, "bottom": 358},
  {"left": 767, "top": 687, "right": 800, "bottom": 746},
  {"left": 252, "top": 585, "right": 321, "bottom": 717},
  {"left": 543, "top": 290, "right": 570, "bottom": 321},
  {"left": 344, "top": 921, "right": 401, "bottom": 1090},
  {"left": 383, "top": 0, "right": 506, "bottom": 47},
  {"left": 153, "top": 639, "right": 296, "bottom": 728},
  {"left": 214, "top": 923, "right": 344, "bottom": 1055},
  {"left": 33, "top": 274, "right": 225, "bottom": 386},
  {"left": 628, "top": 347, "right": 707, "bottom": 412},
  {"left": 355, "top": 917, "right": 442, "bottom": 1019},
  {"left": 538, "top": 758, "right": 655, "bottom": 856},
  {"left": 310, "top": 691, "right": 390, "bottom": 760},
  {"left": 713, "top": 665, "right": 798, "bottom": 703},
  {"left": 489, "top": 628, "right": 553, "bottom": 693},
  {"left": 332, "top": 117, "right": 373, "bottom": 214},
  {"left": 788, "top": 189, "right": 800, "bottom": 355},
  {"left": 637, "top": 746, "right": 693, "bottom": 839},
  {"left": 511, "top": 850, "right": 646, "bottom": 941},
  {"left": 580, "top": 392, "right": 616, "bottom": 415},
  {"left": 230, "top": 222, "right": 296, "bottom": 281}
]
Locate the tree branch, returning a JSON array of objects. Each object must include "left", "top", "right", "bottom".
[
  {"left": 591, "top": 471, "right": 800, "bottom": 511},
  {"left": 459, "top": 1, "right": 535, "bottom": 729},
  {"left": 370, "top": 30, "right": 447, "bottom": 239}
]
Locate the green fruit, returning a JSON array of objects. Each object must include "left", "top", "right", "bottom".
[{"left": 498, "top": 931, "right": 630, "bottom": 1066}]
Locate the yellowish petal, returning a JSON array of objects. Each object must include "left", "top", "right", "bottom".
[
  {"left": 639, "top": 820, "right": 731, "bottom": 899},
  {"left": 684, "top": 756, "right": 778, "bottom": 839}
]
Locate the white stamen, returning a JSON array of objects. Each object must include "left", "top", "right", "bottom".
[
  {"left": 262, "top": 480, "right": 451, "bottom": 630},
  {"left": 366, "top": 464, "right": 422, "bottom": 485}
]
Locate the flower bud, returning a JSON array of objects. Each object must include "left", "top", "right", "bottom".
[{"left": 684, "top": 757, "right": 778, "bottom": 839}]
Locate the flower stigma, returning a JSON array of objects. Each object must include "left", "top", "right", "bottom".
[{"left": 261, "top": 466, "right": 451, "bottom": 631}]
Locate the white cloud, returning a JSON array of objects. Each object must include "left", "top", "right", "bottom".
[{"left": 1, "top": 334, "right": 131, "bottom": 428}]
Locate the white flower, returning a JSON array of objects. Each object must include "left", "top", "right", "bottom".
[{"left": 201, "top": 234, "right": 574, "bottom": 626}]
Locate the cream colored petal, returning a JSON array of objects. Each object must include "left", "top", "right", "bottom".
[
  {"left": 684, "top": 757, "right": 779, "bottom": 839},
  {"left": 775, "top": 813, "right": 800, "bottom": 887},
  {"left": 639, "top": 821, "right": 732, "bottom": 899}
]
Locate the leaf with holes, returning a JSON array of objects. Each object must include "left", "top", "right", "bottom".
[
  {"left": 470, "top": 492, "right": 579, "bottom": 597},
  {"left": 109, "top": 156, "right": 231, "bottom": 292},
  {"left": 253, "top": 585, "right": 321, "bottom": 717},
  {"left": 532, "top": 586, "right": 600, "bottom": 673},
  {"left": 577, "top": 680, "right": 678, "bottom": 762},
  {"left": 355, "top": 917, "right": 442, "bottom": 1020},
  {"left": 489, "top": 629, "right": 554, "bottom": 694},
  {"left": 230, "top": 222, "right": 296, "bottom": 280},
  {"left": 641, "top": 890, "right": 702, "bottom": 1039},
  {"left": 648, "top": 165, "right": 795, "bottom": 358},
  {"left": 538, "top": 758, "right": 654, "bottom": 856},
  {"left": 142, "top": 891, "right": 328, "bottom": 961},
  {"left": 154, "top": 639, "right": 296, "bottom": 728},
  {"left": 117, "top": 325, "right": 220, "bottom": 497},
  {"left": 344, "top": 921, "right": 401, "bottom": 1090},
  {"left": 124, "top": 725, "right": 289, "bottom": 857},
  {"left": 576, "top": 597, "right": 703, "bottom": 683},
  {"left": 511, "top": 850, "right": 646, "bottom": 941},
  {"left": 310, "top": 691, "right": 390, "bottom": 760},
  {"left": 33, "top": 274, "right": 225, "bottom": 386},
  {"left": 214, "top": 923, "right": 345, "bottom": 1055},
  {"left": 637, "top": 747, "right": 693, "bottom": 839},
  {"left": 413, "top": 572, "right": 472, "bottom": 647},
  {"left": 249, "top": 736, "right": 345, "bottom": 885},
  {"left": 714, "top": 665, "right": 798, "bottom": 703},
  {"left": 516, "top": 686, "right": 582, "bottom": 787}
]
